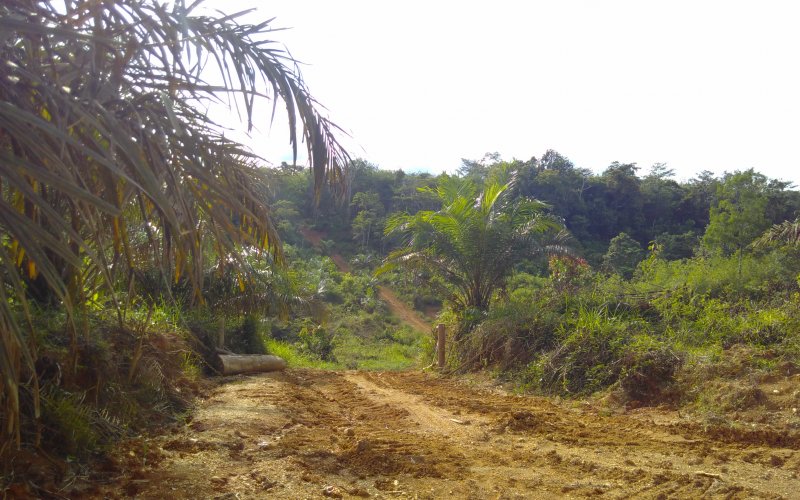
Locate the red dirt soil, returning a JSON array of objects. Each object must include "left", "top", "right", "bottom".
[{"left": 91, "top": 369, "right": 800, "bottom": 498}]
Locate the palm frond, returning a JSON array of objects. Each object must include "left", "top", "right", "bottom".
[
  {"left": 378, "top": 170, "right": 572, "bottom": 314},
  {"left": 753, "top": 218, "right": 800, "bottom": 248},
  {"left": 0, "top": 0, "right": 349, "bottom": 451}
]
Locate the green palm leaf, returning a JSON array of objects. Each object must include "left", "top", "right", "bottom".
[{"left": 381, "top": 174, "right": 572, "bottom": 323}]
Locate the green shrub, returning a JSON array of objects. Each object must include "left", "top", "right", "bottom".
[
  {"left": 390, "top": 326, "right": 421, "bottom": 346},
  {"left": 721, "top": 307, "right": 796, "bottom": 347},
  {"left": 298, "top": 321, "right": 336, "bottom": 361},
  {"left": 636, "top": 251, "right": 795, "bottom": 301},
  {"left": 536, "top": 306, "right": 641, "bottom": 395},
  {"left": 413, "top": 294, "right": 442, "bottom": 311},
  {"left": 655, "top": 296, "right": 799, "bottom": 349},
  {"left": 619, "top": 344, "right": 684, "bottom": 403},
  {"left": 263, "top": 339, "right": 339, "bottom": 369},
  {"left": 458, "top": 292, "right": 560, "bottom": 371},
  {"left": 321, "top": 281, "right": 345, "bottom": 304},
  {"left": 40, "top": 389, "right": 100, "bottom": 458},
  {"left": 228, "top": 315, "right": 267, "bottom": 354}
]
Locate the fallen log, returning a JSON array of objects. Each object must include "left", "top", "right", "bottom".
[{"left": 217, "top": 354, "right": 287, "bottom": 375}]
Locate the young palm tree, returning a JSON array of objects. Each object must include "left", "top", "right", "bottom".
[
  {"left": 0, "top": 0, "right": 348, "bottom": 449},
  {"left": 380, "top": 173, "right": 570, "bottom": 323}
]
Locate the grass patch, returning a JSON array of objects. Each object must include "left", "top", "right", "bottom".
[
  {"left": 265, "top": 328, "right": 427, "bottom": 371},
  {"left": 334, "top": 332, "right": 426, "bottom": 371},
  {"left": 264, "top": 339, "right": 339, "bottom": 369}
]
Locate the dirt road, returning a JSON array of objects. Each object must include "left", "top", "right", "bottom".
[{"left": 96, "top": 370, "right": 799, "bottom": 499}]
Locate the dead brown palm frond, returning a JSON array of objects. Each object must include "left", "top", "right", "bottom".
[
  {"left": 0, "top": 0, "right": 348, "bottom": 452},
  {"left": 753, "top": 218, "right": 800, "bottom": 248}
]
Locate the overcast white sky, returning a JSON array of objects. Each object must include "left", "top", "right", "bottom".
[{"left": 204, "top": 0, "right": 800, "bottom": 185}]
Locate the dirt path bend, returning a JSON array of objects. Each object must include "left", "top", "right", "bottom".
[
  {"left": 376, "top": 286, "right": 431, "bottom": 333},
  {"left": 98, "top": 370, "right": 799, "bottom": 499},
  {"left": 299, "top": 226, "right": 431, "bottom": 333}
]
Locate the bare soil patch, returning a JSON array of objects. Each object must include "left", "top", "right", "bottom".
[{"left": 377, "top": 286, "right": 431, "bottom": 334}]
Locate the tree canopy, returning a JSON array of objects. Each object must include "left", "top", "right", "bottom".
[{"left": 703, "top": 170, "right": 771, "bottom": 256}]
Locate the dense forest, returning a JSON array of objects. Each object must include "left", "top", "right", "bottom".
[
  {"left": 293, "top": 153, "right": 800, "bottom": 266},
  {"left": 3, "top": 0, "right": 800, "bottom": 494}
]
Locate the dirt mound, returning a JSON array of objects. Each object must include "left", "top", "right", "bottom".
[{"left": 497, "top": 410, "right": 542, "bottom": 432}]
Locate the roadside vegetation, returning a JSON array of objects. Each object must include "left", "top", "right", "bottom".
[{"left": 269, "top": 154, "right": 800, "bottom": 431}]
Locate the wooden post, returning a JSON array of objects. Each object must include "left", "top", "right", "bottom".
[{"left": 437, "top": 323, "right": 446, "bottom": 369}]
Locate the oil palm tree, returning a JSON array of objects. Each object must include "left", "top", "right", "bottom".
[
  {"left": 380, "top": 173, "right": 570, "bottom": 324},
  {"left": 0, "top": 0, "right": 348, "bottom": 449}
]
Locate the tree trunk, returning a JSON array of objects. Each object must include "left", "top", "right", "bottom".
[
  {"left": 217, "top": 354, "right": 287, "bottom": 375},
  {"left": 737, "top": 246, "right": 743, "bottom": 282}
]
